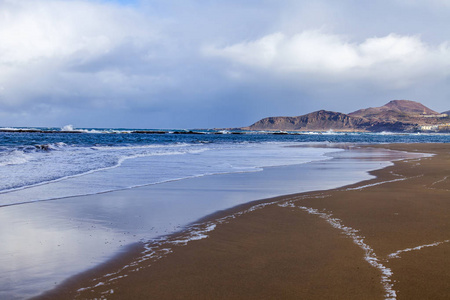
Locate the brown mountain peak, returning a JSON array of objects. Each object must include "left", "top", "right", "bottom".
[
  {"left": 349, "top": 100, "right": 439, "bottom": 120},
  {"left": 382, "top": 100, "right": 439, "bottom": 115}
]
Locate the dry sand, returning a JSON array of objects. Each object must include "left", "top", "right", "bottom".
[{"left": 35, "top": 144, "right": 450, "bottom": 300}]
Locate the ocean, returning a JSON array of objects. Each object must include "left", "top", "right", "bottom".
[
  {"left": 0, "top": 127, "right": 448, "bottom": 299},
  {"left": 1, "top": 127, "right": 449, "bottom": 205}
]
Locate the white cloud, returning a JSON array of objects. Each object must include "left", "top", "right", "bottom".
[
  {"left": 0, "top": 0, "right": 162, "bottom": 108},
  {"left": 0, "top": 0, "right": 153, "bottom": 64},
  {"left": 1, "top": 0, "right": 450, "bottom": 127},
  {"left": 204, "top": 30, "right": 450, "bottom": 88}
]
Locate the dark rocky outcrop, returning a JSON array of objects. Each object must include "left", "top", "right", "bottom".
[{"left": 244, "top": 110, "right": 370, "bottom": 131}]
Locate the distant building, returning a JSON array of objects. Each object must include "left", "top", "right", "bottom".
[
  {"left": 420, "top": 125, "right": 439, "bottom": 131},
  {"left": 422, "top": 114, "right": 448, "bottom": 118},
  {"left": 438, "top": 124, "right": 450, "bottom": 131},
  {"left": 420, "top": 123, "right": 450, "bottom": 131}
]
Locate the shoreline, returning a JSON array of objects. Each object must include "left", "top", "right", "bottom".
[
  {"left": 3, "top": 144, "right": 391, "bottom": 299},
  {"left": 33, "top": 143, "right": 450, "bottom": 299}
]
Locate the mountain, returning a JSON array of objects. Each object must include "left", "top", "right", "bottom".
[
  {"left": 442, "top": 110, "right": 450, "bottom": 115},
  {"left": 349, "top": 100, "right": 440, "bottom": 122},
  {"left": 244, "top": 110, "right": 369, "bottom": 131},
  {"left": 243, "top": 100, "right": 447, "bottom": 132}
]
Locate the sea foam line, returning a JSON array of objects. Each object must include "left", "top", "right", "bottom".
[
  {"left": 279, "top": 202, "right": 396, "bottom": 300},
  {"left": 74, "top": 199, "right": 282, "bottom": 297},
  {"left": 343, "top": 175, "right": 423, "bottom": 191},
  {"left": 387, "top": 240, "right": 450, "bottom": 259},
  {"left": 430, "top": 176, "right": 449, "bottom": 187}
]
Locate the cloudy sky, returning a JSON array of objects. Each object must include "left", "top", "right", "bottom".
[{"left": 1, "top": 0, "right": 450, "bottom": 128}]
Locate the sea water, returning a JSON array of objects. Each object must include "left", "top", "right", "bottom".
[
  {"left": 0, "top": 128, "right": 448, "bottom": 204},
  {"left": 0, "top": 128, "right": 448, "bottom": 299}
]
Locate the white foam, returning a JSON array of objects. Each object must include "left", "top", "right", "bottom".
[
  {"left": 61, "top": 124, "right": 75, "bottom": 131},
  {"left": 344, "top": 178, "right": 409, "bottom": 191},
  {"left": 283, "top": 203, "right": 397, "bottom": 300},
  {"left": 73, "top": 199, "right": 281, "bottom": 294},
  {"left": 430, "top": 176, "right": 449, "bottom": 187},
  {"left": 387, "top": 240, "right": 450, "bottom": 259},
  {"left": 0, "top": 150, "right": 32, "bottom": 167}
]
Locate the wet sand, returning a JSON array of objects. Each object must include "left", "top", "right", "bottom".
[{"left": 35, "top": 144, "right": 450, "bottom": 300}]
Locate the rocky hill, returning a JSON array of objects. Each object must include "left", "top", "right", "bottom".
[
  {"left": 245, "top": 110, "right": 368, "bottom": 131},
  {"left": 243, "top": 100, "right": 448, "bottom": 132},
  {"left": 349, "top": 100, "right": 440, "bottom": 122}
]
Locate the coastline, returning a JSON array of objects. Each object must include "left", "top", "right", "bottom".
[
  {"left": 33, "top": 143, "right": 450, "bottom": 299},
  {"left": 3, "top": 144, "right": 397, "bottom": 299}
]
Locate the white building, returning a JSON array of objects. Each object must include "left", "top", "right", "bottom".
[{"left": 420, "top": 125, "right": 439, "bottom": 131}]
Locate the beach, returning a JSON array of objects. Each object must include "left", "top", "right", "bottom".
[
  {"left": 3, "top": 1, "right": 450, "bottom": 299},
  {"left": 3, "top": 134, "right": 432, "bottom": 299},
  {"left": 32, "top": 143, "right": 450, "bottom": 299}
]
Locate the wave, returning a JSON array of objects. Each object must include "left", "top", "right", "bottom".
[
  {"left": 0, "top": 150, "right": 33, "bottom": 167},
  {"left": 0, "top": 142, "right": 339, "bottom": 207},
  {"left": 0, "top": 143, "right": 215, "bottom": 195},
  {"left": 2, "top": 125, "right": 450, "bottom": 137},
  {"left": 0, "top": 142, "right": 68, "bottom": 167}
]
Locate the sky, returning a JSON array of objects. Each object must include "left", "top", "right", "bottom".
[{"left": 1, "top": 0, "right": 450, "bottom": 129}]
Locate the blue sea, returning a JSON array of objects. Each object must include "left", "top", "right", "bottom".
[
  {"left": 0, "top": 127, "right": 448, "bottom": 299},
  {"left": 0, "top": 126, "right": 449, "bottom": 205}
]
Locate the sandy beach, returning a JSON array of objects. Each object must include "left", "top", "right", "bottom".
[{"left": 35, "top": 143, "right": 450, "bottom": 300}]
